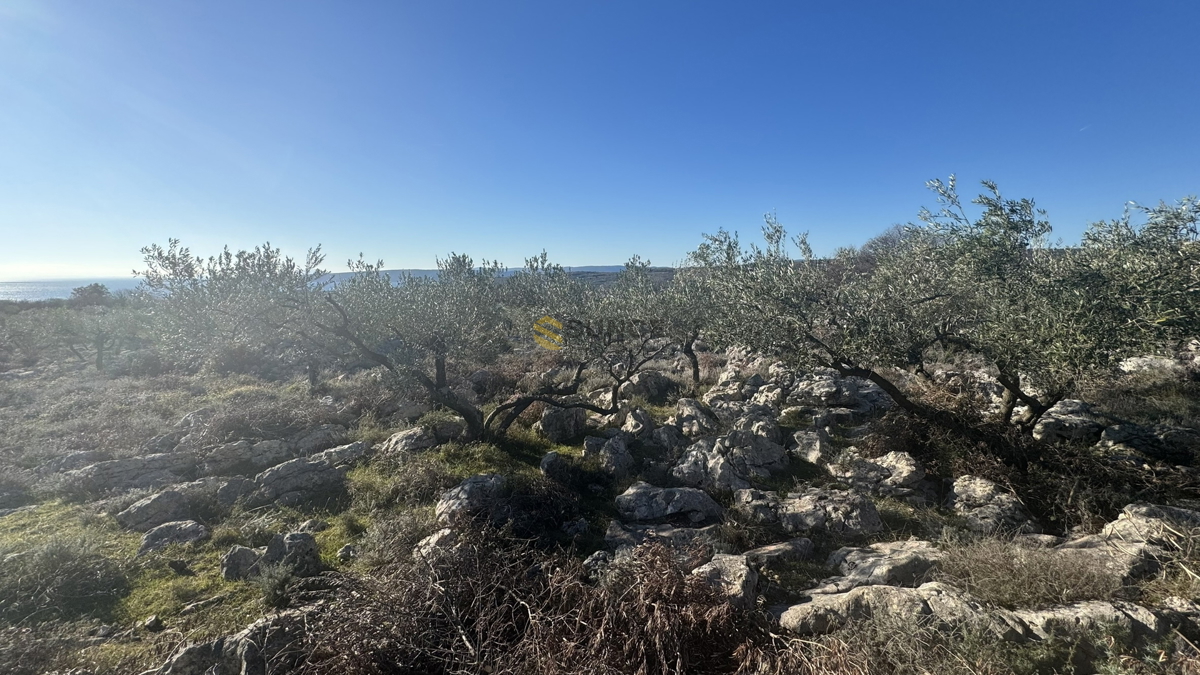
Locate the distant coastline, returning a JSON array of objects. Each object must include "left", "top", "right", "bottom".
[
  {"left": 0, "top": 278, "right": 143, "bottom": 302},
  {"left": 0, "top": 266, "right": 648, "bottom": 302}
]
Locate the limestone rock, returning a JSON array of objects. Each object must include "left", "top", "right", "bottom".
[
  {"left": 117, "top": 490, "right": 190, "bottom": 532},
  {"left": 435, "top": 474, "right": 506, "bottom": 526},
  {"left": 791, "top": 428, "right": 835, "bottom": 465},
  {"left": 669, "top": 430, "right": 788, "bottom": 492},
  {"left": 62, "top": 452, "right": 196, "bottom": 493},
  {"left": 749, "top": 383, "right": 786, "bottom": 409},
  {"left": 291, "top": 424, "right": 348, "bottom": 456},
  {"left": 1032, "top": 400, "right": 1105, "bottom": 444},
  {"left": 670, "top": 439, "right": 714, "bottom": 487},
  {"left": 539, "top": 451, "right": 571, "bottom": 481},
  {"left": 221, "top": 546, "right": 261, "bottom": 581},
  {"left": 827, "top": 450, "right": 926, "bottom": 501},
  {"left": 605, "top": 521, "right": 721, "bottom": 554},
  {"left": 200, "top": 440, "right": 293, "bottom": 476},
  {"left": 692, "top": 554, "right": 758, "bottom": 609},
  {"left": 535, "top": 406, "right": 588, "bottom": 443},
  {"left": 582, "top": 435, "right": 634, "bottom": 477},
  {"left": 152, "top": 609, "right": 309, "bottom": 675},
  {"left": 413, "top": 527, "right": 459, "bottom": 560},
  {"left": 734, "top": 488, "right": 884, "bottom": 537},
  {"left": 620, "top": 370, "right": 674, "bottom": 402},
  {"left": 650, "top": 425, "right": 689, "bottom": 455},
  {"left": 743, "top": 538, "right": 814, "bottom": 568},
  {"left": 615, "top": 482, "right": 723, "bottom": 525},
  {"left": 253, "top": 456, "right": 345, "bottom": 506},
  {"left": 139, "top": 520, "right": 209, "bottom": 556},
  {"left": 621, "top": 407, "right": 656, "bottom": 439},
  {"left": 778, "top": 582, "right": 1003, "bottom": 637},
  {"left": 1100, "top": 502, "right": 1200, "bottom": 546},
  {"left": 668, "top": 398, "right": 720, "bottom": 438},
  {"left": 875, "top": 451, "right": 925, "bottom": 487},
  {"left": 379, "top": 427, "right": 438, "bottom": 456},
  {"left": 1119, "top": 355, "right": 1183, "bottom": 375},
  {"left": 1052, "top": 536, "right": 1163, "bottom": 584},
  {"left": 1013, "top": 601, "right": 1166, "bottom": 641},
  {"left": 313, "top": 441, "right": 371, "bottom": 467},
  {"left": 279, "top": 532, "right": 322, "bottom": 577},
  {"left": 947, "top": 475, "right": 1040, "bottom": 534},
  {"left": 814, "top": 540, "right": 944, "bottom": 594}
]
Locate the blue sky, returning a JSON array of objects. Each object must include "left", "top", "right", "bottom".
[{"left": 0, "top": 1, "right": 1196, "bottom": 280}]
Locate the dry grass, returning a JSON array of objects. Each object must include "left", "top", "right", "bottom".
[
  {"left": 1085, "top": 368, "right": 1200, "bottom": 431},
  {"left": 935, "top": 537, "right": 1124, "bottom": 610}
]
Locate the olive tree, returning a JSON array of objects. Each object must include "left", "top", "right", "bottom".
[
  {"left": 315, "top": 254, "right": 511, "bottom": 441},
  {"left": 689, "top": 214, "right": 938, "bottom": 419},
  {"left": 484, "top": 255, "right": 672, "bottom": 435},
  {"left": 137, "top": 239, "right": 328, "bottom": 374},
  {"left": 661, "top": 266, "right": 715, "bottom": 386},
  {"left": 691, "top": 177, "right": 1199, "bottom": 436}
]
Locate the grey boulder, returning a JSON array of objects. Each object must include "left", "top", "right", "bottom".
[
  {"left": 535, "top": 406, "right": 588, "bottom": 443},
  {"left": 947, "top": 475, "right": 1040, "bottom": 534},
  {"left": 734, "top": 488, "right": 884, "bottom": 537},
  {"left": 615, "top": 482, "right": 723, "bottom": 525},
  {"left": 435, "top": 474, "right": 506, "bottom": 526},
  {"left": 692, "top": 554, "right": 759, "bottom": 609},
  {"left": 117, "top": 490, "right": 190, "bottom": 532},
  {"left": 813, "top": 540, "right": 945, "bottom": 594},
  {"left": 139, "top": 520, "right": 209, "bottom": 556}
]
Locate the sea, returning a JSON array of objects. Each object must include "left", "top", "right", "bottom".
[
  {"left": 0, "top": 278, "right": 144, "bottom": 302},
  {"left": 0, "top": 266, "right": 636, "bottom": 303}
]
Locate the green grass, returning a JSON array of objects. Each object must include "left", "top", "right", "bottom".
[{"left": 116, "top": 545, "right": 262, "bottom": 636}]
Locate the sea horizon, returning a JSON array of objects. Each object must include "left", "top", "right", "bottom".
[
  {"left": 0, "top": 277, "right": 144, "bottom": 302},
  {"left": 0, "top": 265, "right": 640, "bottom": 302}
]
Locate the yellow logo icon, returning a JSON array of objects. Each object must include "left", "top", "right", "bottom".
[{"left": 533, "top": 315, "right": 563, "bottom": 351}]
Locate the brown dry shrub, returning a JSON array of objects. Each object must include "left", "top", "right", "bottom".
[
  {"left": 358, "top": 507, "right": 439, "bottom": 568},
  {"left": 297, "top": 532, "right": 796, "bottom": 675}
]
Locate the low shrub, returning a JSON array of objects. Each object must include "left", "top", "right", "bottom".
[
  {"left": 297, "top": 535, "right": 766, "bottom": 674},
  {"left": 0, "top": 533, "right": 130, "bottom": 623},
  {"left": 358, "top": 507, "right": 438, "bottom": 567},
  {"left": 255, "top": 562, "right": 294, "bottom": 610},
  {"left": 348, "top": 454, "right": 459, "bottom": 511},
  {"left": 935, "top": 537, "right": 1124, "bottom": 610},
  {"left": 0, "top": 623, "right": 85, "bottom": 675}
]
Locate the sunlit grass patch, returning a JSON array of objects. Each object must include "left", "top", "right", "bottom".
[
  {"left": 0, "top": 502, "right": 137, "bottom": 623},
  {"left": 116, "top": 544, "right": 263, "bottom": 637}
]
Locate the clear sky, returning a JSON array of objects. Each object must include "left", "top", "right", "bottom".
[{"left": 0, "top": 1, "right": 1196, "bottom": 281}]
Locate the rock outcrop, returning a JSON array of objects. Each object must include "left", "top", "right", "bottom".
[
  {"left": 435, "top": 474, "right": 507, "bottom": 526},
  {"left": 615, "top": 482, "right": 723, "bottom": 525},
  {"left": 535, "top": 406, "right": 588, "bottom": 443},
  {"left": 947, "top": 475, "right": 1040, "bottom": 534},
  {"left": 734, "top": 488, "right": 884, "bottom": 537}
]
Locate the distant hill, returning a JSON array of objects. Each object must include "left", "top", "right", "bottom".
[{"left": 327, "top": 266, "right": 676, "bottom": 286}]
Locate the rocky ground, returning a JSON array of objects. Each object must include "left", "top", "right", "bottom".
[{"left": 2, "top": 347, "right": 1200, "bottom": 674}]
